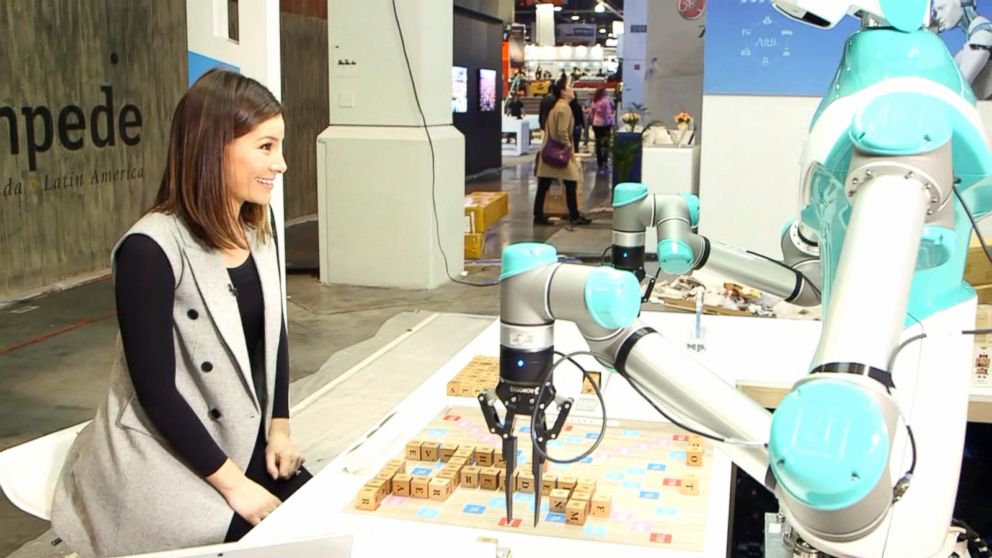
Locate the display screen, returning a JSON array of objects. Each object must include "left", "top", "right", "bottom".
[
  {"left": 452, "top": 66, "right": 468, "bottom": 113},
  {"left": 479, "top": 69, "right": 497, "bottom": 112}
]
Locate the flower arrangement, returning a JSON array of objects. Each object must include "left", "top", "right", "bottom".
[
  {"left": 620, "top": 103, "right": 648, "bottom": 132},
  {"left": 674, "top": 111, "right": 694, "bottom": 130},
  {"left": 621, "top": 111, "right": 641, "bottom": 132}
]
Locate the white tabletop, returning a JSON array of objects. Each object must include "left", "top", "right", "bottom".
[{"left": 242, "top": 311, "right": 833, "bottom": 557}]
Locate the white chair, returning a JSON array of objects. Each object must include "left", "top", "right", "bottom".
[{"left": 0, "top": 421, "right": 88, "bottom": 520}]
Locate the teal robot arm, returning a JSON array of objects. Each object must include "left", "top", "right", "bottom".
[
  {"left": 485, "top": 1, "right": 992, "bottom": 556},
  {"left": 610, "top": 184, "right": 822, "bottom": 306}
]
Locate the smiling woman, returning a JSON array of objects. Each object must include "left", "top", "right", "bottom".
[{"left": 50, "top": 70, "right": 311, "bottom": 557}]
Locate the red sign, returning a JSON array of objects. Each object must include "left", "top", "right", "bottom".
[
  {"left": 678, "top": 0, "right": 705, "bottom": 20},
  {"left": 499, "top": 517, "right": 522, "bottom": 528}
]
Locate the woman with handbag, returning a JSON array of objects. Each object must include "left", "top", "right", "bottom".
[{"left": 533, "top": 78, "right": 591, "bottom": 226}]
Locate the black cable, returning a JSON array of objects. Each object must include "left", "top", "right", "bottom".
[
  {"left": 951, "top": 518, "right": 992, "bottom": 557},
  {"left": 745, "top": 249, "right": 822, "bottom": 301},
  {"left": 613, "top": 366, "right": 734, "bottom": 444},
  {"left": 528, "top": 350, "right": 608, "bottom": 464},
  {"left": 600, "top": 245, "right": 611, "bottom": 265},
  {"left": 954, "top": 184, "right": 992, "bottom": 267},
  {"left": 390, "top": 1, "right": 497, "bottom": 288}
]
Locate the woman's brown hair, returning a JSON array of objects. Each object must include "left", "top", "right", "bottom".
[{"left": 151, "top": 69, "right": 285, "bottom": 249}]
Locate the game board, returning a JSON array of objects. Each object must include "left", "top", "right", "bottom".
[{"left": 347, "top": 403, "right": 715, "bottom": 551}]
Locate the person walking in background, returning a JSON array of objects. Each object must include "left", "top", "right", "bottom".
[
  {"left": 590, "top": 87, "right": 616, "bottom": 172},
  {"left": 568, "top": 91, "right": 585, "bottom": 153},
  {"left": 51, "top": 69, "right": 310, "bottom": 556},
  {"left": 534, "top": 77, "right": 591, "bottom": 226}
]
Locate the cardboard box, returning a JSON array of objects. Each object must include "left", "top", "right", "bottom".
[
  {"left": 464, "top": 232, "right": 484, "bottom": 260},
  {"left": 464, "top": 191, "right": 509, "bottom": 232},
  {"left": 966, "top": 234, "right": 992, "bottom": 287}
]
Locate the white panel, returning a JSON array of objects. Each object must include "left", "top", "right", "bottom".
[
  {"left": 697, "top": 95, "right": 819, "bottom": 256},
  {"left": 327, "top": 0, "right": 452, "bottom": 127},
  {"left": 316, "top": 126, "right": 464, "bottom": 289},
  {"left": 535, "top": 3, "right": 555, "bottom": 46}
]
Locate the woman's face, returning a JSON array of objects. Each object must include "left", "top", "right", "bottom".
[
  {"left": 224, "top": 115, "right": 287, "bottom": 209},
  {"left": 562, "top": 83, "right": 575, "bottom": 102}
]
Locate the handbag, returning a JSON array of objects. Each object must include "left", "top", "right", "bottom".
[{"left": 541, "top": 136, "right": 571, "bottom": 168}]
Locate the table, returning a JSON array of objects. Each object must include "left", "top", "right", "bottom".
[
  {"left": 502, "top": 117, "right": 531, "bottom": 156},
  {"left": 244, "top": 310, "right": 992, "bottom": 556}
]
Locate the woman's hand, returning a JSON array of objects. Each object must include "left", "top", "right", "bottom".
[
  {"left": 225, "top": 477, "right": 282, "bottom": 525},
  {"left": 266, "top": 418, "right": 305, "bottom": 480},
  {"left": 206, "top": 459, "right": 281, "bottom": 525}
]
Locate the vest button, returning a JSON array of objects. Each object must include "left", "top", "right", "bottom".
[
  {"left": 201, "top": 362, "right": 213, "bottom": 372},
  {"left": 209, "top": 408, "right": 222, "bottom": 420},
  {"left": 187, "top": 309, "right": 199, "bottom": 320}
]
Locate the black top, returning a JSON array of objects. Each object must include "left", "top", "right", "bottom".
[
  {"left": 538, "top": 93, "right": 557, "bottom": 130},
  {"left": 505, "top": 99, "right": 523, "bottom": 118},
  {"left": 115, "top": 234, "right": 290, "bottom": 477}
]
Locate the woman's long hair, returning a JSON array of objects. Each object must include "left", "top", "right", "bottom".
[{"left": 151, "top": 69, "right": 285, "bottom": 249}]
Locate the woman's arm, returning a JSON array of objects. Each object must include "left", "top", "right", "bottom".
[
  {"left": 115, "top": 235, "right": 228, "bottom": 476},
  {"left": 117, "top": 235, "right": 280, "bottom": 524}
]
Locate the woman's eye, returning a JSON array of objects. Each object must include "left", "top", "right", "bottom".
[{"left": 261, "top": 143, "right": 273, "bottom": 152}]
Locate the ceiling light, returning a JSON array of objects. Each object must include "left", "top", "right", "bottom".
[
  {"left": 554, "top": 5, "right": 563, "bottom": 11},
  {"left": 599, "top": 28, "right": 607, "bottom": 33},
  {"left": 571, "top": 14, "right": 579, "bottom": 20},
  {"left": 594, "top": 2, "right": 606, "bottom": 13}
]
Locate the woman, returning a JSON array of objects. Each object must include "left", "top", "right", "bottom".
[
  {"left": 51, "top": 70, "right": 310, "bottom": 556},
  {"left": 534, "top": 78, "right": 592, "bottom": 226},
  {"left": 590, "top": 87, "right": 615, "bottom": 171}
]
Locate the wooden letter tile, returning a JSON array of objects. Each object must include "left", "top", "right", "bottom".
[
  {"left": 479, "top": 467, "right": 501, "bottom": 490},
  {"left": 558, "top": 475, "right": 577, "bottom": 492},
  {"left": 411, "top": 475, "right": 430, "bottom": 499},
  {"left": 686, "top": 451, "right": 703, "bottom": 467},
  {"left": 516, "top": 472, "right": 535, "bottom": 493},
  {"left": 590, "top": 493, "right": 612, "bottom": 517},
  {"left": 461, "top": 465, "right": 480, "bottom": 488},
  {"left": 550, "top": 488, "right": 571, "bottom": 513},
  {"left": 541, "top": 474, "right": 557, "bottom": 496},
  {"left": 475, "top": 447, "right": 495, "bottom": 467},
  {"left": 421, "top": 441, "right": 441, "bottom": 462},
  {"left": 439, "top": 443, "right": 459, "bottom": 462},
  {"left": 565, "top": 499, "right": 588, "bottom": 525},
  {"left": 355, "top": 485, "right": 380, "bottom": 511},
  {"left": 405, "top": 440, "right": 423, "bottom": 461},
  {"left": 429, "top": 477, "right": 452, "bottom": 501},
  {"left": 680, "top": 475, "right": 700, "bottom": 495},
  {"left": 392, "top": 473, "right": 412, "bottom": 497}
]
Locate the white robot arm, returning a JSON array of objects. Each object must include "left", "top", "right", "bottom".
[
  {"left": 610, "top": 186, "right": 822, "bottom": 307},
  {"left": 481, "top": 1, "right": 992, "bottom": 556}
]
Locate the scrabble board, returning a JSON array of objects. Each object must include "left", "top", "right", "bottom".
[{"left": 347, "top": 404, "right": 715, "bottom": 551}]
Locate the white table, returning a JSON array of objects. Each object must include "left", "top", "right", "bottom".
[
  {"left": 640, "top": 145, "right": 701, "bottom": 255},
  {"left": 502, "top": 117, "right": 531, "bottom": 156},
  {"left": 243, "top": 311, "right": 829, "bottom": 557},
  {"left": 243, "top": 310, "right": 992, "bottom": 557}
]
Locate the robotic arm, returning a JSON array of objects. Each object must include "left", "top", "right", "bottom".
[
  {"left": 480, "top": 2, "right": 991, "bottom": 556},
  {"left": 610, "top": 184, "right": 822, "bottom": 307}
]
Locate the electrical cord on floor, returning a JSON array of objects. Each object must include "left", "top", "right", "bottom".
[
  {"left": 391, "top": 1, "right": 497, "bottom": 288},
  {"left": 600, "top": 245, "right": 611, "bottom": 265},
  {"left": 529, "top": 350, "right": 608, "bottom": 464},
  {"left": 951, "top": 518, "right": 992, "bottom": 557}
]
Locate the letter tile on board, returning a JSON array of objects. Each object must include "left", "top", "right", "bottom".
[
  {"left": 392, "top": 473, "right": 412, "bottom": 497},
  {"left": 590, "top": 493, "right": 612, "bottom": 517},
  {"left": 429, "top": 477, "right": 452, "bottom": 501},
  {"left": 355, "top": 485, "right": 380, "bottom": 511},
  {"left": 686, "top": 451, "right": 703, "bottom": 467},
  {"left": 565, "top": 499, "right": 588, "bottom": 525},
  {"left": 411, "top": 475, "right": 430, "bottom": 499},
  {"left": 461, "top": 465, "right": 480, "bottom": 488},
  {"left": 550, "top": 488, "right": 571, "bottom": 513},
  {"left": 421, "top": 441, "right": 441, "bottom": 462},
  {"left": 406, "top": 440, "right": 423, "bottom": 461}
]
